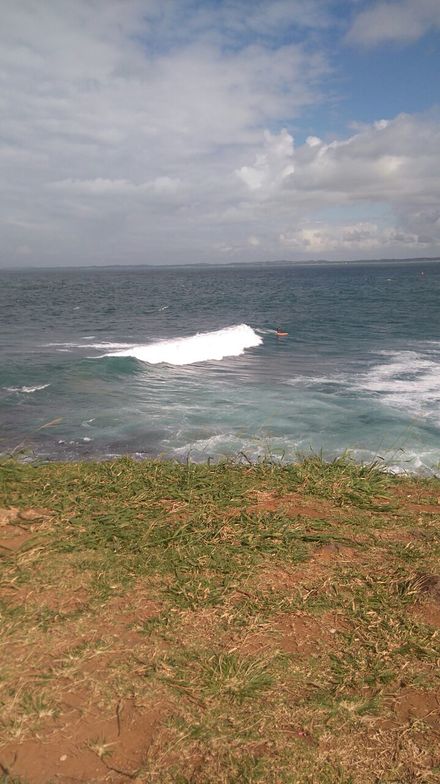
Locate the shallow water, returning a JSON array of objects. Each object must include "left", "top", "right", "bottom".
[{"left": 1, "top": 261, "right": 440, "bottom": 472}]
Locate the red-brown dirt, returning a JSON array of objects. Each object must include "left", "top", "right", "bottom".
[{"left": 1, "top": 696, "right": 165, "bottom": 784}]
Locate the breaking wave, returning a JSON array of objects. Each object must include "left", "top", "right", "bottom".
[
  {"left": 5, "top": 384, "right": 50, "bottom": 394},
  {"left": 45, "top": 341, "right": 133, "bottom": 350},
  {"left": 357, "top": 347, "right": 440, "bottom": 421},
  {"left": 104, "top": 324, "right": 262, "bottom": 366}
]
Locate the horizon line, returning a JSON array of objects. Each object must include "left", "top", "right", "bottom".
[{"left": 2, "top": 255, "right": 440, "bottom": 272}]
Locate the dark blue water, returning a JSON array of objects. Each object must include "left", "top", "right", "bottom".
[{"left": 1, "top": 261, "right": 440, "bottom": 472}]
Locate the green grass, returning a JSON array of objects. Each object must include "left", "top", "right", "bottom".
[{"left": 0, "top": 455, "right": 439, "bottom": 783}]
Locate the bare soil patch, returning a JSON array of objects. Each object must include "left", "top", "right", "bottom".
[
  {"left": 247, "top": 491, "right": 343, "bottom": 520},
  {"left": 0, "top": 506, "right": 54, "bottom": 553},
  {"left": 251, "top": 542, "right": 366, "bottom": 594},
  {"left": 372, "top": 527, "right": 416, "bottom": 544},
  {"left": 0, "top": 506, "right": 54, "bottom": 526},
  {"left": 389, "top": 485, "right": 440, "bottom": 515},
  {"left": 251, "top": 563, "right": 307, "bottom": 593},
  {"left": 391, "top": 687, "right": 440, "bottom": 730},
  {"left": 0, "top": 507, "right": 20, "bottom": 526},
  {"left": 409, "top": 600, "right": 440, "bottom": 628},
  {"left": 0, "top": 524, "right": 34, "bottom": 552},
  {"left": 239, "top": 610, "right": 348, "bottom": 656},
  {"left": 311, "top": 542, "right": 360, "bottom": 564},
  {"left": 273, "top": 610, "right": 348, "bottom": 654},
  {"left": 1, "top": 696, "right": 166, "bottom": 784}
]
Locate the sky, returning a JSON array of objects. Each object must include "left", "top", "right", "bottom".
[{"left": 1, "top": 0, "right": 440, "bottom": 267}]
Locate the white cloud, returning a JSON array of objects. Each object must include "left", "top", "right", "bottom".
[
  {"left": 234, "top": 113, "right": 440, "bottom": 257},
  {"left": 306, "top": 136, "right": 322, "bottom": 147},
  {"left": 49, "top": 177, "right": 181, "bottom": 196},
  {"left": 280, "top": 222, "right": 423, "bottom": 253},
  {"left": 0, "top": 1, "right": 331, "bottom": 265},
  {"left": 0, "top": 1, "right": 439, "bottom": 265},
  {"left": 50, "top": 179, "right": 143, "bottom": 195},
  {"left": 347, "top": 0, "right": 440, "bottom": 47},
  {"left": 248, "top": 235, "right": 261, "bottom": 247},
  {"left": 293, "top": 113, "right": 440, "bottom": 205},
  {"left": 236, "top": 129, "right": 294, "bottom": 193},
  {"left": 153, "top": 177, "right": 181, "bottom": 194},
  {"left": 237, "top": 113, "right": 440, "bottom": 209}
]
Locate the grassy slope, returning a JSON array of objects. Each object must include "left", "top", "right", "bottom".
[{"left": 0, "top": 456, "right": 439, "bottom": 784}]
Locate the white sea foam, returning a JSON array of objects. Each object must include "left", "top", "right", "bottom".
[
  {"left": 5, "top": 384, "right": 50, "bottom": 394},
  {"left": 349, "top": 446, "right": 440, "bottom": 475},
  {"left": 171, "top": 432, "right": 301, "bottom": 462},
  {"left": 84, "top": 342, "right": 134, "bottom": 350},
  {"left": 284, "top": 375, "right": 344, "bottom": 387},
  {"left": 104, "top": 324, "right": 262, "bottom": 366},
  {"left": 45, "top": 341, "right": 133, "bottom": 350},
  {"left": 280, "top": 346, "right": 440, "bottom": 426},
  {"left": 357, "top": 348, "right": 440, "bottom": 420},
  {"left": 81, "top": 418, "right": 95, "bottom": 428}
]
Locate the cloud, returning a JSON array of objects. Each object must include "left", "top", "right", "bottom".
[
  {"left": 280, "top": 223, "right": 424, "bottom": 253},
  {"left": 248, "top": 235, "right": 261, "bottom": 247},
  {"left": 0, "top": 1, "right": 439, "bottom": 265},
  {"left": 236, "top": 129, "right": 294, "bottom": 193},
  {"left": 0, "top": 1, "right": 331, "bottom": 265},
  {"left": 291, "top": 113, "right": 440, "bottom": 205},
  {"left": 234, "top": 112, "right": 440, "bottom": 257},
  {"left": 49, "top": 177, "right": 181, "bottom": 196},
  {"left": 347, "top": 0, "right": 440, "bottom": 47},
  {"left": 237, "top": 113, "right": 440, "bottom": 208}
]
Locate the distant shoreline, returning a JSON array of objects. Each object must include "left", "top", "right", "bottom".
[{"left": 2, "top": 256, "right": 440, "bottom": 272}]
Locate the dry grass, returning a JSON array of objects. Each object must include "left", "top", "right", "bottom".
[{"left": 0, "top": 456, "right": 439, "bottom": 783}]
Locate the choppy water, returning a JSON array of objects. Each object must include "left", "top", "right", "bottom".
[{"left": 1, "top": 261, "right": 440, "bottom": 473}]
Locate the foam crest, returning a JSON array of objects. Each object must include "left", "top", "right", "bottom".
[
  {"left": 5, "top": 384, "right": 50, "bottom": 394},
  {"left": 45, "top": 341, "right": 133, "bottom": 350},
  {"left": 105, "top": 324, "right": 262, "bottom": 366},
  {"left": 359, "top": 349, "right": 440, "bottom": 419}
]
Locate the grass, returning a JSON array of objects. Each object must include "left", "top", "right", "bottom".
[{"left": 0, "top": 455, "right": 439, "bottom": 783}]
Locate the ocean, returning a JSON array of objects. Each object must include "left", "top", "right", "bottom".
[{"left": 1, "top": 261, "right": 440, "bottom": 473}]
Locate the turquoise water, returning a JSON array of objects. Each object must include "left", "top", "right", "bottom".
[{"left": 1, "top": 261, "right": 440, "bottom": 472}]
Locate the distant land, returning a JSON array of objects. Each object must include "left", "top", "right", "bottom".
[
  {"left": 216, "top": 256, "right": 440, "bottom": 268},
  {"left": 2, "top": 255, "right": 440, "bottom": 272}
]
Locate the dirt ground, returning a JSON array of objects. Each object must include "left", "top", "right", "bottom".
[{"left": 1, "top": 460, "right": 439, "bottom": 783}]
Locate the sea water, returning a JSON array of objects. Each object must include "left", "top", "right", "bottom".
[{"left": 1, "top": 261, "right": 440, "bottom": 473}]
